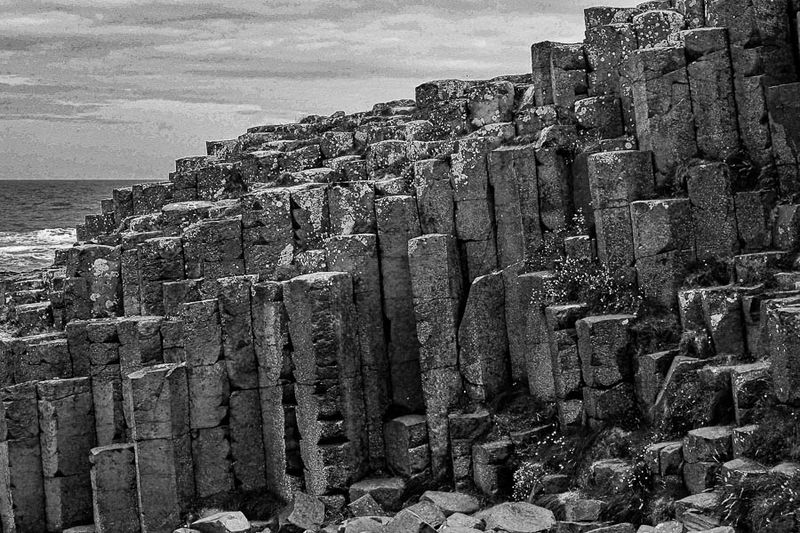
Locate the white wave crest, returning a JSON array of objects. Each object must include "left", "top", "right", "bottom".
[
  {"left": 0, "top": 227, "right": 76, "bottom": 272},
  {"left": 0, "top": 228, "right": 76, "bottom": 248}
]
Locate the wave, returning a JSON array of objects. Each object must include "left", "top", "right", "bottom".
[
  {"left": 0, "top": 228, "right": 76, "bottom": 248},
  {"left": 0, "top": 227, "right": 76, "bottom": 273}
]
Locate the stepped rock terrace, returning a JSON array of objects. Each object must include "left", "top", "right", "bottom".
[{"left": 3, "top": 0, "right": 800, "bottom": 531}]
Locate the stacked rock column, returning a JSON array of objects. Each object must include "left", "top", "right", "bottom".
[
  {"left": 706, "top": 0, "right": 796, "bottom": 169},
  {"left": 137, "top": 237, "right": 185, "bottom": 316},
  {"left": 531, "top": 41, "right": 589, "bottom": 109},
  {"left": 451, "top": 136, "right": 502, "bottom": 281},
  {"left": 576, "top": 314, "right": 637, "bottom": 428},
  {"left": 37, "top": 377, "right": 96, "bottom": 531},
  {"left": 216, "top": 276, "right": 268, "bottom": 492},
  {"left": 0, "top": 382, "right": 46, "bottom": 532},
  {"left": 375, "top": 196, "right": 424, "bottom": 411},
  {"left": 630, "top": 198, "right": 695, "bottom": 308},
  {"left": 686, "top": 162, "right": 738, "bottom": 259},
  {"left": 126, "top": 363, "right": 194, "bottom": 533},
  {"left": 487, "top": 144, "right": 542, "bottom": 270},
  {"left": 90, "top": 443, "right": 140, "bottom": 533},
  {"left": 251, "top": 281, "right": 295, "bottom": 498},
  {"left": 584, "top": 10, "right": 639, "bottom": 134},
  {"left": 519, "top": 271, "right": 558, "bottom": 402},
  {"left": 545, "top": 305, "right": 589, "bottom": 428},
  {"left": 587, "top": 150, "right": 654, "bottom": 278},
  {"left": 458, "top": 272, "right": 510, "bottom": 403},
  {"left": 0, "top": 399, "right": 12, "bottom": 533},
  {"left": 80, "top": 319, "right": 127, "bottom": 446},
  {"left": 181, "top": 299, "right": 234, "bottom": 499},
  {"left": 284, "top": 272, "right": 368, "bottom": 500},
  {"left": 324, "top": 235, "right": 389, "bottom": 470},
  {"left": 63, "top": 245, "right": 123, "bottom": 322},
  {"left": 630, "top": 46, "right": 697, "bottom": 188},
  {"left": 241, "top": 189, "right": 295, "bottom": 280},
  {"left": 182, "top": 217, "right": 245, "bottom": 291},
  {"left": 683, "top": 27, "right": 739, "bottom": 160},
  {"left": 408, "top": 234, "right": 464, "bottom": 480}
]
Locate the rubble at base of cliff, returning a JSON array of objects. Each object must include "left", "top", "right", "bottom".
[{"left": 3, "top": 0, "right": 800, "bottom": 531}]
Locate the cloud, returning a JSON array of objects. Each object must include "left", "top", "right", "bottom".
[{"left": 0, "top": 0, "right": 641, "bottom": 180}]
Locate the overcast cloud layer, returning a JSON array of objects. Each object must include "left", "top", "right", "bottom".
[{"left": 0, "top": 0, "right": 638, "bottom": 181}]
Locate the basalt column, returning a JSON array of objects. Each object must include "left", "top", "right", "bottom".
[
  {"left": 82, "top": 320, "right": 127, "bottom": 446},
  {"left": 251, "top": 281, "right": 294, "bottom": 499},
  {"left": 408, "top": 234, "right": 464, "bottom": 480},
  {"left": 284, "top": 272, "right": 368, "bottom": 497},
  {"left": 216, "top": 276, "right": 268, "bottom": 492},
  {"left": 181, "top": 299, "right": 234, "bottom": 499},
  {"left": 126, "top": 363, "right": 194, "bottom": 533},
  {"left": 0, "top": 399, "right": 12, "bottom": 533},
  {"left": 631, "top": 46, "right": 697, "bottom": 187},
  {"left": 375, "top": 196, "right": 424, "bottom": 411},
  {"left": 1, "top": 382, "right": 46, "bottom": 532},
  {"left": 488, "top": 144, "right": 542, "bottom": 269},
  {"left": 37, "top": 378, "right": 96, "bottom": 531},
  {"left": 90, "top": 443, "right": 140, "bottom": 533},
  {"left": 63, "top": 245, "right": 122, "bottom": 322},
  {"left": 451, "top": 136, "right": 502, "bottom": 281},
  {"left": 587, "top": 150, "right": 655, "bottom": 277},
  {"left": 324, "top": 235, "right": 389, "bottom": 470},
  {"left": 706, "top": 0, "right": 797, "bottom": 168},
  {"left": 684, "top": 27, "right": 739, "bottom": 160}
]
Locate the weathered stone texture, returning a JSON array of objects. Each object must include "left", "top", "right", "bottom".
[
  {"left": 408, "top": 234, "right": 463, "bottom": 480},
  {"left": 488, "top": 145, "right": 541, "bottom": 268},
  {"left": 451, "top": 136, "right": 502, "bottom": 279},
  {"left": 531, "top": 42, "right": 588, "bottom": 108},
  {"left": 686, "top": 162, "right": 738, "bottom": 260},
  {"left": 577, "top": 315, "right": 636, "bottom": 389},
  {"left": 325, "top": 235, "right": 389, "bottom": 470},
  {"left": 630, "top": 199, "right": 694, "bottom": 259},
  {"left": 90, "top": 443, "right": 140, "bottom": 533},
  {"left": 631, "top": 46, "right": 697, "bottom": 185},
  {"left": 375, "top": 196, "right": 424, "bottom": 411},
  {"left": 240, "top": 189, "right": 294, "bottom": 279},
  {"left": 126, "top": 363, "right": 194, "bottom": 531},
  {"left": 2, "top": 382, "right": 47, "bottom": 532},
  {"left": 768, "top": 306, "right": 800, "bottom": 405},
  {"left": 458, "top": 272, "right": 509, "bottom": 403},
  {"left": 516, "top": 273, "right": 557, "bottom": 401},
  {"left": 37, "top": 378, "right": 96, "bottom": 531},
  {"left": 384, "top": 415, "right": 430, "bottom": 480},
  {"left": 684, "top": 28, "right": 739, "bottom": 160},
  {"left": 284, "top": 272, "right": 368, "bottom": 495}
]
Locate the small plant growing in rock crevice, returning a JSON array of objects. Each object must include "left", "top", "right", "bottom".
[
  {"left": 526, "top": 211, "right": 588, "bottom": 272},
  {"left": 741, "top": 394, "right": 800, "bottom": 466},
  {"left": 511, "top": 461, "right": 547, "bottom": 502},
  {"left": 629, "top": 305, "right": 682, "bottom": 356},
  {"left": 716, "top": 470, "right": 800, "bottom": 532},
  {"left": 510, "top": 428, "right": 584, "bottom": 501},
  {"left": 540, "top": 256, "right": 642, "bottom": 315},
  {"left": 681, "top": 257, "right": 732, "bottom": 288}
]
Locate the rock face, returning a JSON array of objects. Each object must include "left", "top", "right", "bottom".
[
  {"left": 2, "top": 1, "right": 800, "bottom": 532},
  {"left": 476, "top": 502, "right": 556, "bottom": 533},
  {"left": 191, "top": 511, "right": 250, "bottom": 533}
]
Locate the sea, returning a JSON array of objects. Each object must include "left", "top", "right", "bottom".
[{"left": 0, "top": 180, "right": 151, "bottom": 274}]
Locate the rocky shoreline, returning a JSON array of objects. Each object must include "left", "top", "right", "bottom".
[{"left": 3, "top": 0, "right": 800, "bottom": 531}]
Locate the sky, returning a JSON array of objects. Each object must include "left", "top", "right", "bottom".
[{"left": 0, "top": 0, "right": 639, "bottom": 181}]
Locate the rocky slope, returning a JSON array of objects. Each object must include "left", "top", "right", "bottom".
[{"left": 2, "top": 0, "right": 800, "bottom": 532}]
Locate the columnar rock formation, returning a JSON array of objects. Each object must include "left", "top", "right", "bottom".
[{"left": 3, "top": 0, "right": 800, "bottom": 531}]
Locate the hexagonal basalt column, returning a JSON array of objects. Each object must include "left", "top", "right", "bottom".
[{"left": 284, "top": 272, "right": 368, "bottom": 496}]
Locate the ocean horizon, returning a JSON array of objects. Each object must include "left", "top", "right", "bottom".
[{"left": 0, "top": 179, "right": 157, "bottom": 273}]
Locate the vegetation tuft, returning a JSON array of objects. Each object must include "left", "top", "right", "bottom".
[{"left": 716, "top": 470, "right": 800, "bottom": 532}]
